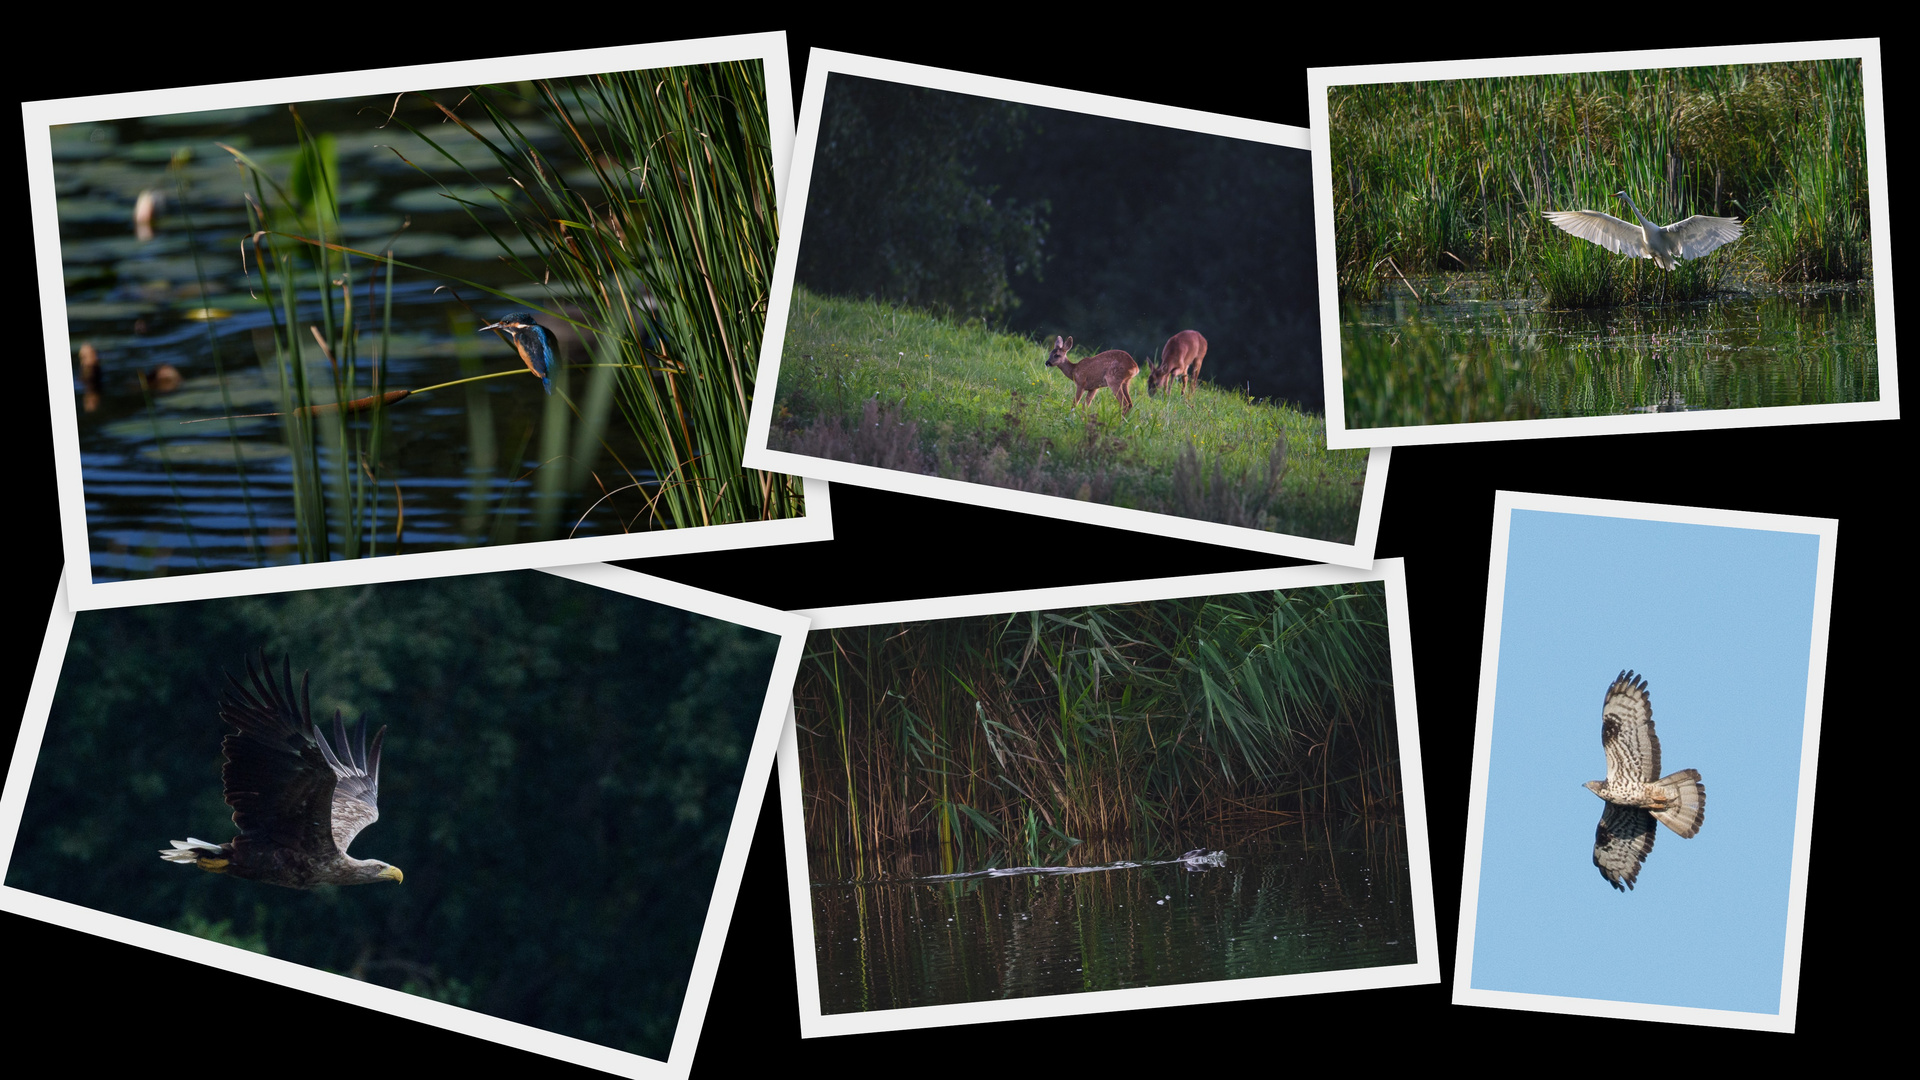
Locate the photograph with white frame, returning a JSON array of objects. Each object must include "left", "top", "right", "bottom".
[
  {"left": 0, "top": 563, "right": 809, "bottom": 1079},
  {"left": 743, "top": 51, "right": 1388, "bottom": 568},
  {"left": 1453, "top": 490, "right": 1834, "bottom": 1031},
  {"left": 1308, "top": 38, "right": 1896, "bottom": 450},
  {"left": 778, "top": 561, "right": 1436, "bottom": 1036},
  {"left": 28, "top": 33, "right": 830, "bottom": 612}
]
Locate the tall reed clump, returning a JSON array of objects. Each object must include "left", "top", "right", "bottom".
[
  {"left": 408, "top": 62, "right": 799, "bottom": 528},
  {"left": 227, "top": 115, "right": 398, "bottom": 562},
  {"left": 794, "top": 584, "right": 1399, "bottom": 879},
  {"left": 1751, "top": 59, "right": 1870, "bottom": 282},
  {"left": 1328, "top": 60, "right": 1871, "bottom": 302}
]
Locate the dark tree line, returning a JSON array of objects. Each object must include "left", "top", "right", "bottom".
[
  {"left": 8, "top": 571, "right": 779, "bottom": 1060},
  {"left": 796, "top": 76, "right": 1326, "bottom": 409}
]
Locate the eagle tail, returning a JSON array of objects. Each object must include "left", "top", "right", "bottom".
[
  {"left": 1649, "top": 769, "right": 1705, "bottom": 839},
  {"left": 159, "top": 837, "right": 231, "bottom": 872}
]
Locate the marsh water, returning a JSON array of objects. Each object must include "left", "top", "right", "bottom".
[
  {"left": 53, "top": 94, "right": 653, "bottom": 581},
  {"left": 809, "top": 831, "right": 1416, "bottom": 1013},
  {"left": 1342, "top": 284, "right": 1879, "bottom": 427}
]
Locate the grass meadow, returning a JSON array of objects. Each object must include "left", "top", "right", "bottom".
[{"left": 769, "top": 289, "right": 1369, "bottom": 543}]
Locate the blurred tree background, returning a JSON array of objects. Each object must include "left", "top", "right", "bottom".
[
  {"left": 795, "top": 75, "right": 1325, "bottom": 410},
  {"left": 8, "top": 571, "right": 780, "bottom": 1060}
]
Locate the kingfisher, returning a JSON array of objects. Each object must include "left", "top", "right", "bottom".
[{"left": 479, "top": 312, "right": 559, "bottom": 394}]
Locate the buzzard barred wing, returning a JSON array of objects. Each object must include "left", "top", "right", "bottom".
[
  {"left": 1600, "top": 670, "right": 1660, "bottom": 784},
  {"left": 218, "top": 652, "right": 342, "bottom": 861},
  {"left": 1593, "top": 801, "right": 1657, "bottom": 891}
]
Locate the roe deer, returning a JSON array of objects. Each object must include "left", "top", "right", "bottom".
[
  {"left": 1045, "top": 335, "right": 1138, "bottom": 415},
  {"left": 1149, "top": 330, "right": 1207, "bottom": 397}
]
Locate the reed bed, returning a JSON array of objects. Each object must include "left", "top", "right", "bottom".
[
  {"left": 1329, "top": 59, "right": 1871, "bottom": 303},
  {"left": 392, "top": 62, "right": 800, "bottom": 529},
  {"left": 794, "top": 584, "right": 1400, "bottom": 881},
  {"left": 227, "top": 117, "right": 398, "bottom": 561},
  {"left": 222, "top": 61, "right": 798, "bottom": 562}
]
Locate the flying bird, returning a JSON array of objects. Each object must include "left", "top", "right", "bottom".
[
  {"left": 160, "top": 651, "right": 403, "bottom": 888},
  {"left": 1583, "top": 670, "right": 1705, "bottom": 891},
  {"left": 480, "top": 312, "right": 559, "bottom": 394},
  {"left": 1543, "top": 191, "right": 1743, "bottom": 270}
]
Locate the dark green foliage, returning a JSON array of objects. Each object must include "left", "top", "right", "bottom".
[
  {"left": 1329, "top": 59, "right": 1872, "bottom": 300},
  {"left": 795, "top": 585, "right": 1399, "bottom": 880},
  {"left": 401, "top": 61, "right": 800, "bottom": 530},
  {"left": 10, "top": 572, "right": 779, "bottom": 1060},
  {"left": 797, "top": 74, "right": 1047, "bottom": 322}
]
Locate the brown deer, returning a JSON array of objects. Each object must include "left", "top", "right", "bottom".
[
  {"left": 1044, "top": 335, "right": 1138, "bottom": 415},
  {"left": 1149, "top": 330, "right": 1207, "bottom": 397}
]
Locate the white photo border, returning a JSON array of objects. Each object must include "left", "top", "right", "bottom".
[
  {"left": 1307, "top": 38, "right": 1897, "bottom": 450},
  {"left": 1451, "top": 490, "right": 1836, "bottom": 1031},
  {"left": 742, "top": 50, "right": 1388, "bottom": 569},
  {"left": 27, "top": 33, "right": 832, "bottom": 612},
  {"left": 778, "top": 559, "right": 1438, "bottom": 1036},
  {"left": 0, "top": 563, "right": 812, "bottom": 1079}
]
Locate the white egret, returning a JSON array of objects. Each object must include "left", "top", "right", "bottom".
[{"left": 1542, "top": 191, "right": 1743, "bottom": 270}]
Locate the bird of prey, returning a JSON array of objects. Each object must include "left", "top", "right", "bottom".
[
  {"left": 1543, "top": 191, "right": 1743, "bottom": 271},
  {"left": 160, "top": 651, "right": 403, "bottom": 888},
  {"left": 1583, "top": 670, "right": 1705, "bottom": 891}
]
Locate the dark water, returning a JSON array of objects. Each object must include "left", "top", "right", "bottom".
[
  {"left": 1341, "top": 285, "right": 1880, "bottom": 426},
  {"left": 53, "top": 93, "right": 654, "bottom": 581},
  {"left": 810, "top": 835, "right": 1416, "bottom": 1013}
]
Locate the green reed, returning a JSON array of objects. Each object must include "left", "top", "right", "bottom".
[
  {"left": 1328, "top": 59, "right": 1871, "bottom": 301},
  {"left": 226, "top": 114, "right": 395, "bottom": 562},
  {"left": 399, "top": 61, "right": 798, "bottom": 529},
  {"left": 794, "top": 585, "right": 1400, "bottom": 880}
]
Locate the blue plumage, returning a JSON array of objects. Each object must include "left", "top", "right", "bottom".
[{"left": 479, "top": 313, "right": 559, "bottom": 395}]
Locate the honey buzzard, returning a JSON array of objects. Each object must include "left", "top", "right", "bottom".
[
  {"left": 160, "top": 651, "right": 403, "bottom": 888},
  {"left": 1583, "top": 670, "right": 1705, "bottom": 891}
]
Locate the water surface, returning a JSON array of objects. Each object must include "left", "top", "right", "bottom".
[{"left": 810, "top": 833, "right": 1416, "bottom": 1013}]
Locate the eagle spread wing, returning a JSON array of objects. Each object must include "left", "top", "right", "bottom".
[
  {"left": 160, "top": 651, "right": 401, "bottom": 888},
  {"left": 1584, "top": 670, "right": 1704, "bottom": 891}
]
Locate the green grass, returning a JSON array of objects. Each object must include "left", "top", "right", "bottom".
[
  {"left": 1328, "top": 59, "right": 1872, "bottom": 301},
  {"left": 771, "top": 289, "right": 1368, "bottom": 543}
]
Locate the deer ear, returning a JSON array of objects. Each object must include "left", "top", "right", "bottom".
[{"left": 1063, "top": 336, "right": 1073, "bottom": 351}]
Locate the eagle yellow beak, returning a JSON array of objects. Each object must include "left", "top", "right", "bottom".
[{"left": 380, "top": 865, "right": 405, "bottom": 883}]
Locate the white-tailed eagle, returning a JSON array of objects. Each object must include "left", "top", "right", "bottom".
[{"left": 160, "top": 651, "right": 403, "bottom": 888}]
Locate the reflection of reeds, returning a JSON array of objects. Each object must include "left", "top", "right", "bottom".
[
  {"left": 1329, "top": 59, "right": 1870, "bottom": 300},
  {"left": 1341, "top": 295, "right": 1880, "bottom": 427},
  {"left": 405, "top": 61, "right": 799, "bottom": 529},
  {"left": 795, "top": 586, "right": 1400, "bottom": 881}
]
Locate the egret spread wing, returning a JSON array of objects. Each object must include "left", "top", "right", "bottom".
[
  {"left": 1662, "top": 214, "right": 1744, "bottom": 259},
  {"left": 1543, "top": 209, "right": 1648, "bottom": 258}
]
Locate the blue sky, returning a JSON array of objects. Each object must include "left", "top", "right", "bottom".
[{"left": 1467, "top": 507, "right": 1823, "bottom": 1015}]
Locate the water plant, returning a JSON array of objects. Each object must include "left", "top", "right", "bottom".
[
  {"left": 1328, "top": 59, "right": 1871, "bottom": 302},
  {"left": 395, "top": 61, "right": 798, "bottom": 529},
  {"left": 794, "top": 585, "right": 1401, "bottom": 881}
]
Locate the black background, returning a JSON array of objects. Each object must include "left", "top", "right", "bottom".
[{"left": 7, "top": 20, "right": 1900, "bottom": 1073}]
